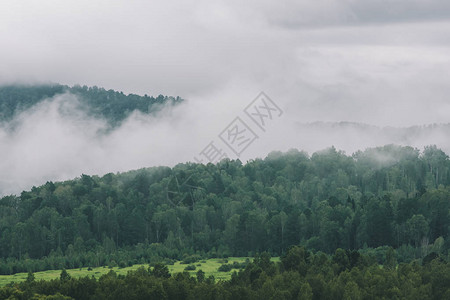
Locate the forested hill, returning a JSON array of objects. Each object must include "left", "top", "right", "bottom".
[
  {"left": 0, "top": 84, "right": 183, "bottom": 126},
  {"left": 0, "top": 144, "right": 449, "bottom": 274}
]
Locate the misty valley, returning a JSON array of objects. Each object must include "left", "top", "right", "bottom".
[
  {"left": 3, "top": 0, "right": 450, "bottom": 298},
  {"left": 0, "top": 84, "right": 449, "bottom": 299}
]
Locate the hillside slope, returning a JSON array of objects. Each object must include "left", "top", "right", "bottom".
[
  {"left": 0, "top": 84, "right": 182, "bottom": 126},
  {"left": 0, "top": 145, "right": 448, "bottom": 274}
]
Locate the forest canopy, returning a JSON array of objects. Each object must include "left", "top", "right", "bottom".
[
  {"left": 1, "top": 246, "right": 449, "bottom": 300},
  {"left": 0, "top": 144, "right": 448, "bottom": 275},
  {"left": 0, "top": 84, "right": 183, "bottom": 126}
]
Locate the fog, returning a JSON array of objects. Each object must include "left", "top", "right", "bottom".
[{"left": 0, "top": 0, "right": 450, "bottom": 195}]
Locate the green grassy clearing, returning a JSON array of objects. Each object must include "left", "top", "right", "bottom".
[{"left": 0, "top": 257, "right": 280, "bottom": 287}]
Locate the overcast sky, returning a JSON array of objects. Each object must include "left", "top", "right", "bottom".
[
  {"left": 1, "top": 0, "right": 450, "bottom": 194},
  {"left": 1, "top": 0, "right": 450, "bottom": 125}
]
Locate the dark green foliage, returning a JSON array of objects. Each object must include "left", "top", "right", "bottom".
[
  {"left": 218, "top": 261, "right": 247, "bottom": 272},
  {"left": 180, "top": 255, "right": 201, "bottom": 265},
  {"left": 281, "top": 246, "right": 309, "bottom": 275},
  {"left": 385, "top": 247, "right": 397, "bottom": 269},
  {"left": 0, "top": 145, "right": 449, "bottom": 274},
  {"left": 0, "top": 84, "right": 182, "bottom": 126},
  {"left": 184, "top": 264, "right": 196, "bottom": 271},
  {"left": 196, "top": 269, "right": 205, "bottom": 283},
  {"left": 218, "top": 264, "right": 233, "bottom": 272},
  {"left": 422, "top": 252, "right": 440, "bottom": 265},
  {"left": 150, "top": 263, "right": 171, "bottom": 279},
  {"left": 26, "top": 271, "right": 35, "bottom": 283},
  {"left": 1, "top": 248, "right": 448, "bottom": 300},
  {"left": 59, "top": 269, "right": 71, "bottom": 283}
]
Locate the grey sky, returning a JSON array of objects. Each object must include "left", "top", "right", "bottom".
[
  {"left": 1, "top": 1, "right": 449, "bottom": 99},
  {"left": 1, "top": 0, "right": 450, "bottom": 195}
]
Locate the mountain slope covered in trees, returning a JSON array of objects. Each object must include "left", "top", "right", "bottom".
[
  {"left": 0, "top": 144, "right": 449, "bottom": 274},
  {"left": 0, "top": 84, "right": 183, "bottom": 126}
]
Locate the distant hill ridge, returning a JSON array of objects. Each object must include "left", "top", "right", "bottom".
[
  {"left": 295, "top": 121, "right": 450, "bottom": 153},
  {"left": 299, "top": 121, "right": 450, "bottom": 131},
  {"left": 0, "top": 84, "right": 183, "bottom": 126}
]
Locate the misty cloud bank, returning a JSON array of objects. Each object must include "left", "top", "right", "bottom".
[
  {"left": 0, "top": 91, "right": 449, "bottom": 196},
  {"left": 1, "top": 0, "right": 450, "bottom": 195}
]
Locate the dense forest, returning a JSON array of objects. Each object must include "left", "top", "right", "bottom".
[
  {"left": 1, "top": 246, "right": 449, "bottom": 299},
  {"left": 0, "top": 144, "right": 449, "bottom": 274},
  {"left": 0, "top": 84, "right": 183, "bottom": 126}
]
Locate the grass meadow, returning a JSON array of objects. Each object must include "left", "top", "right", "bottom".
[{"left": 0, "top": 257, "right": 280, "bottom": 287}]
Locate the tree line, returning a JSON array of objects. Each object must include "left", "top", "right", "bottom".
[
  {"left": 0, "top": 84, "right": 182, "bottom": 126},
  {"left": 0, "top": 145, "right": 449, "bottom": 274},
  {"left": 1, "top": 246, "right": 448, "bottom": 299}
]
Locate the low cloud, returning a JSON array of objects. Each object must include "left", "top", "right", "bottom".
[
  {"left": 0, "top": 87, "right": 449, "bottom": 196},
  {"left": 1, "top": 1, "right": 450, "bottom": 194}
]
